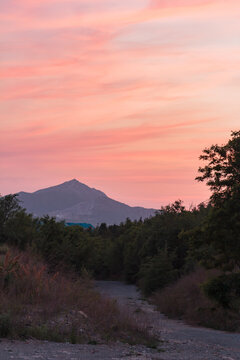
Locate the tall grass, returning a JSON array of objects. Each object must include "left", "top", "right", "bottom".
[
  {"left": 0, "top": 248, "right": 154, "bottom": 345},
  {"left": 153, "top": 268, "right": 240, "bottom": 332}
]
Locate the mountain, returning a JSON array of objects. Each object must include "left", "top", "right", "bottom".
[{"left": 18, "top": 179, "right": 157, "bottom": 226}]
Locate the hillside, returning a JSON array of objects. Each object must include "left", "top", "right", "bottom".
[{"left": 18, "top": 179, "right": 156, "bottom": 225}]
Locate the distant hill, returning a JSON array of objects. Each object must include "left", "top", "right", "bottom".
[{"left": 17, "top": 179, "right": 157, "bottom": 226}]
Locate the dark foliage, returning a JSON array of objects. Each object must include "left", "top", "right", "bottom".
[
  {"left": 202, "top": 273, "right": 240, "bottom": 309},
  {"left": 196, "top": 130, "right": 240, "bottom": 206},
  {"left": 0, "top": 194, "right": 207, "bottom": 294}
]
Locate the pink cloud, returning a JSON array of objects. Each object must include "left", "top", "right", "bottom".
[
  {"left": 0, "top": 0, "right": 239, "bottom": 206},
  {"left": 149, "top": 0, "right": 214, "bottom": 9},
  {"left": 2, "top": 117, "right": 215, "bottom": 155}
]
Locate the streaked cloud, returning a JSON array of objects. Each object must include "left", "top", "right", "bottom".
[{"left": 1, "top": 0, "right": 239, "bottom": 206}]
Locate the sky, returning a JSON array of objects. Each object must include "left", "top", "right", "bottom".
[{"left": 1, "top": 0, "right": 240, "bottom": 208}]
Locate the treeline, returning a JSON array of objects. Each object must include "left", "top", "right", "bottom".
[
  {"left": 0, "top": 194, "right": 209, "bottom": 294},
  {"left": 1, "top": 131, "right": 240, "bottom": 323}
]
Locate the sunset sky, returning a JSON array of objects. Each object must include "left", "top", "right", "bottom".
[{"left": 1, "top": 0, "right": 240, "bottom": 208}]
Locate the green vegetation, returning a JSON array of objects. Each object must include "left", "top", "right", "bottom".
[{"left": 0, "top": 130, "right": 240, "bottom": 333}]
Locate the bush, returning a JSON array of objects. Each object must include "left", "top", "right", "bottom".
[
  {"left": 153, "top": 268, "right": 240, "bottom": 331},
  {"left": 202, "top": 273, "right": 240, "bottom": 309},
  {"left": 0, "top": 313, "right": 12, "bottom": 337},
  {"left": 138, "top": 252, "right": 177, "bottom": 295},
  {"left": 0, "top": 248, "right": 154, "bottom": 344}
]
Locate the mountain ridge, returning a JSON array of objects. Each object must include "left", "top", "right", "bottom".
[{"left": 18, "top": 179, "right": 157, "bottom": 226}]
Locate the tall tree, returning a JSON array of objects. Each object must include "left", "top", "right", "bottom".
[
  {"left": 196, "top": 130, "right": 240, "bottom": 205},
  {"left": 0, "top": 194, "right": 22, "bottom": 241}
]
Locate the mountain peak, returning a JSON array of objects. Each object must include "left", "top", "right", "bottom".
[
  {"left": 68, "top": 179, "right": 79, "bottom": 183},
  {"left": 18, "top": 180, "right": 156, "bottom": 225},
  {"left": 60, "top": 179, "right": 87, "bottom": 189},
  {"left": 63, "top": 178, "right": 80, "bottom": 185},
  {"left": 60, "top": 179, "right": 104, "bottom": 194}
]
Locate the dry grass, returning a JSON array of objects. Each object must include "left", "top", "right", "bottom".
[
  {"left": 153, "top": 268, "right": 240, "bottom": 332},
  {"left": 0, "top": 248, "right": 155, "bottom": 345}
]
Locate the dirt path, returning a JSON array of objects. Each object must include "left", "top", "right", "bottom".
[
  {"left": 0, "top": 340, "right": 160, "bottom": 360},
  {"left": 0, "top": 280, "right": 239, "bottom": 360},
  {"left": 96, "top": 281, "right": 240, "bottom": 360}
]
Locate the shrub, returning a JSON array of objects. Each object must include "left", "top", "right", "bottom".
[
  {"left": 202, "top": 273, "right": 240, "bottom": 309},
  {"left": 153, "top": 268, "right": 240, "bottom": 331},
  {"left": 0, "top": 245, "right": 9, "bottom": 255},
  {"left": 0, "top": 313, "right": 12, "bottom": 337},
  {"left": 138, "top": 252, "right": 177, "bottom": 296},
  {"left": 0, "top": 248, "right": 154, "bottom": 344}
]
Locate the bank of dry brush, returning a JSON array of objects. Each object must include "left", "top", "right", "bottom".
[
  {"left": 153, "top": 268, "right": 240, "bottom": 332},
  {"left": 0, "top": 247, "right": 154, "bottom": 345}
]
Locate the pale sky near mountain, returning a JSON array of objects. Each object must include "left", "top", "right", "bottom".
[{"left": 1, "top": 0, "right": 240, "bottom": 208}]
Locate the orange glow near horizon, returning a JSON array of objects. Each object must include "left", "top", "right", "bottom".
[{"left": 1, "top": 0, "right": 240, "bottom": 208}]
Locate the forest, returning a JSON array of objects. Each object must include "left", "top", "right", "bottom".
[{"left": 1, "top": 131, "right": 240, "bottom": 332}]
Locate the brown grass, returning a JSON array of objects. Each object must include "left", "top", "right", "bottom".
[
  {"left": 153, "top": 267, "right": 240, "bottom": 332},
  {"left": 0, "top": 248, "right": 155, "bottom": 345}
]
